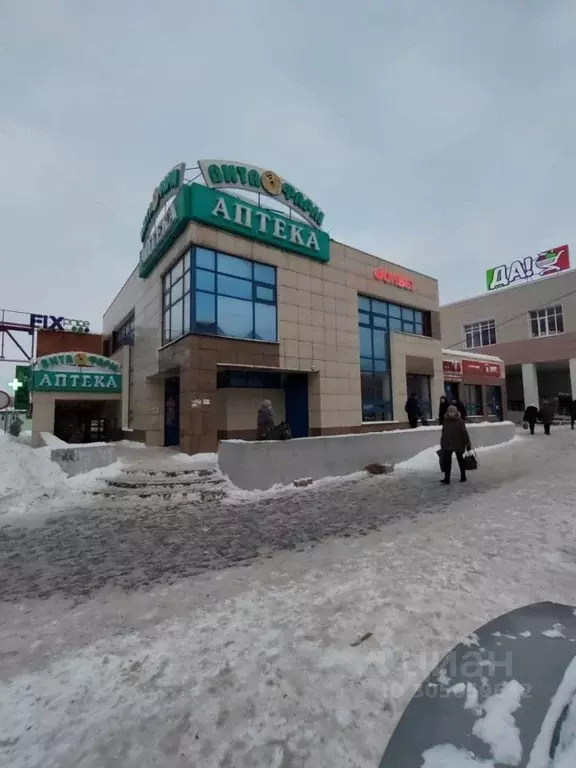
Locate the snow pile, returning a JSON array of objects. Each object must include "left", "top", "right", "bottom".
[
  {"left": 0, "top": 434, "right": 67, "bottom": 512},
  {"left": 172, "top": 451, "right": 217, "bottom": 465},
  {"left": 0, "top": 435, "right": 125, "bottom": 516}
]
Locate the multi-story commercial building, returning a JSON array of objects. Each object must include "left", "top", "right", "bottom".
[
  {"left": 103, "top": 159, "right": 445, "bottom": 453},
  {"left": 440, "top": 265, "right": 576, "bottom": 420}
]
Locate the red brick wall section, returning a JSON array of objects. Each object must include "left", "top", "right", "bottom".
[{"left": 36, "top": 331, "right": 104, "bottom": 357}]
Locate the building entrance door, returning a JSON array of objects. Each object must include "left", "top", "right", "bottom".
[
  {"left": 284, "top": 373, "right": 309, "bottom": 438},
  {"left": 164, "top": 376, "right": 180, "bottom": 447},
  {"left": 406, "top": 374, "right": 431, "bottom": 419}
]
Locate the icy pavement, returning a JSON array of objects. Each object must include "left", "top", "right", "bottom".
[{"left": 1, "top": 429, "right": 576, "bottom": 766}]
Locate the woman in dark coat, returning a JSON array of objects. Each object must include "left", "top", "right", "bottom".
[
  {"left": 440, "top": 405, "right": 472, "bottom": 484},
  {"left": 256, "top": 399, "right": 275, "bottom": 440},
  {"left": 539, "top": 398, "right": 555, "bottom": 436},
  {"left": 438, "top": 396, "right": 449, "bottom": 426},
  {"left": 523, "top": 403, "right": 539, "bottom": 435},
  {"left": 405, "top": 393, "right": 421, "bottom": 429}
]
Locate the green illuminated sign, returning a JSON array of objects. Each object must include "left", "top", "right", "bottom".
[
  {"left": 13, "top": 365, "right": 31, "bottom": 411},
  {"left": 198, "top": 159, "right": 325, "bottom": 228},
  {"left": 189, "top": 184, "right": 329, "bottom": 262},
  {"left": 139, "top": 184, "right": 330, "bottom": 278},
  {"left": 32, "top": 352, "right": 122, "bottom": 393},
  {"left": 141, "top": 163, "right": 185, "bottom": 243}
]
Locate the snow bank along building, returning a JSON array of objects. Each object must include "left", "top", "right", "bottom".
[
  {"left": 441, "top": 257, "right": 576, "bottom": 421},
  {"left": 103, "top": 159, "right": 447, "bottom": 454}
]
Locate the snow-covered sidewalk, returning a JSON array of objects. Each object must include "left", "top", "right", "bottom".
[{"left": 1, "top": 429, "right": 576, "bottom": 766}]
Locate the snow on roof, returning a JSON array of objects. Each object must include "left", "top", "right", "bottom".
[{"left": 442, "top": 348, "right": 504, "bottom": 363}]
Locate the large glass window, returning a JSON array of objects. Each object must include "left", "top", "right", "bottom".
[
  {"left": 529, "top": 306, "right": 564, "bottom": 338},
  {"left": 462, "top": 383, "right": 483, "bottom": 417},
  {"left": 464, "top": 319, "right": 496, "bottom": 349},
  {"left": 358, "top": 296, "right": 431, "bottom": 422},
  {"left": 194, "top": 249, "right": 277, "bottom": 341},
  {"left": 162, "top": 251, "right": 191, "bottom": 344},
  {"left": 111, "top": 313, "right": 135, "bottom": 353}
]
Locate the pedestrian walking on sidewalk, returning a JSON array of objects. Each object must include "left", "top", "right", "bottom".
[
  {"left": 439, "top": 405, "right": 472, "bottom": 485},
  {"left": 523, "top": 403, "right": 539, "bottom": 435},
  {"left": 405, "top": 393, "right": 421, "bottom": 429},
  {"left": 570, "top": 399, "right": 576, "bottom": 430},
  {"left": 539, "top": 398, "right": 555, "bottom": 436},
  {"left": 438, "top": 395, "right": 449, "bottom": 426}
]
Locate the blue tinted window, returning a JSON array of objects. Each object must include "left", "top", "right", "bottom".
[
  {"left": 193, "top": 251, "right": 277, "bottom": 342},
  {"left": 359, "top": 326, "right": 373, "bottom": 357},
  {"left": 389, "top": 317, "right": 402, "bottom": 332},
  {"left": 360, "top": 357, "right": 373, "bottom": 372},
  {"left": 162, "top": 251, "right": 192, "bottom": 344},
  {"left": 196, "top": 248, "right": 215, "bottom": 270},
  {"left": 403, "top": 322, "right": 415, "bottom": 335},
  {"left": 255, "top": 303, "right": 276, "bottom": 341},
  {"left": 254, "top": 263, "right": 276, "bottom": 285},
  {"left": 359, "top": 311, "right": 371, "bottom": 325},
  {"left": 358, "top": 296, "right": 371, "bottom": 312},
  {"left": 218, "top": 253, "right": 252, "bottom": 279},
  {"left": 372, "top": 330, "right": 388, "bottom": 359},
  {"left": 388, "top": 304, "right": 401, "bottom": 319},
  {"left": 373, "top": 315, "right": 388, "bottom": 329},
  {"left": 196, "top": 269, "right": 215, "bottom": 293},
  {"left": 372, "top": 299, "right": 388, "bottom": 315},
  {"left": 196, "top": 291, "right": 215, "bottom": 326},
  {"left": 217, "top": 296, "right": 253, "bottom": 338},
  {"left": 402, "top": 307, "right": 414, "bottom": 322},
  {"left": 256, "top": 285, "right": 275, "bottom": 302},
  {"left": 218, "top": 274, "right": 252, "bottom": 300}
]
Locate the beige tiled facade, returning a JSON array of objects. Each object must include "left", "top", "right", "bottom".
[{"left": 103, "top": 217, "right": 442, "bottom": 452}]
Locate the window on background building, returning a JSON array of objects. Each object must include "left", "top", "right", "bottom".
[
  {"left": 529, "top": 305, "right": 564, "bottom": 338},
  {"left": 194, "top": 248, "right": 277, "bottom": 342},
  {"left": 464, "top": 319, "right": 496, "bottom": 349},
  {"left": 462, "top": 383, "right": 483, "bottom": 417},
  {"left": 111, "top": 313, "right": 135, "bottom": 353},
  {"left": 162, "top": 251, "right": 191, "bottom": 344}
]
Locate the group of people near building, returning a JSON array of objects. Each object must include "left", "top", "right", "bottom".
[
  {"left": 523, "top": 398, "right": 576, "bottom": 435},
  {"left": 404, "top": 393, "right": 467, "bottom": 429}
]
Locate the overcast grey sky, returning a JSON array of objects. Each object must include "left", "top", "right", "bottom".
[{"left": 1, "top": 0, "right": 576, "bottom": 386}]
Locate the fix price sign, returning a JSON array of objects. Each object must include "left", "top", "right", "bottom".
[{"left": 29, "top": 314, "right": 91, "bottom": 333}]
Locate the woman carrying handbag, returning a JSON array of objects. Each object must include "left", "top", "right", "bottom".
[{"left": 439, "top": 405, "right": 473, "bottom": 485}]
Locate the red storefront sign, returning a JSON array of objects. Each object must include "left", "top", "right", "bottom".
[
  {"left": 443, "top": 359, "right": 502, "bottom": 381},
  {"left": 373, "top": 268, "right": 413, "bottom": 291},
  {"left": 443, "top": 359, "right": 462, "bottom": 381},
  {"left": 462, "top": 360, "right": 502, "bottom": 378}
]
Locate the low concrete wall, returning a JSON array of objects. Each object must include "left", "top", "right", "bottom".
[
  {"left": 219, "top": 422, "right": 516, "bottom": 490},
  {"left": 50, "top": 444, "right": 118, "bottom": 477}
]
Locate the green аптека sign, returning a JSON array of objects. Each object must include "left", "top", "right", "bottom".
[
  {"left": 139, "top": 184, "right": 330, "bottom": 278},
  {"left": 32, "top": 352, "right": 122, "bottom": 393}
]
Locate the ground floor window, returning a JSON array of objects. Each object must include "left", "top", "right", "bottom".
[
  {"left": 462, "top": 383, "right": 483, "bottom": 416},
  {"left": 485, "top": 385, "right": 503, "bottom": 419}
]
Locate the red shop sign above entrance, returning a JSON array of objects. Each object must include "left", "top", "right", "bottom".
[
  {"left": 462, "top": 360, "right": 501, "bottom": 378},
  {"left": 443, "top": 359, "right": 463, "bottom": 381},
  {"left": 373, "top": 268, "right": 413, "bottom": 291}
]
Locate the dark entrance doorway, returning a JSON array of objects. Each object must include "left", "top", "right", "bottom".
[
  {"left": 284, "top": 373, "right": 309, "bottom": 438},
  {"left": 54, "top": 401, "right": 107, "bottom": 443},
  {"left": 164, "top": 376, "right": 180, "bottom": 447}
]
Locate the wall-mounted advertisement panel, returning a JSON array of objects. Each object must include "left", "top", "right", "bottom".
[{"left": 485, "top": 245, "right": 570, "bottom": 291}]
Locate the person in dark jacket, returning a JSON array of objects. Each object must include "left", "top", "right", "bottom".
[
  {"left": 438, "top": 396, "right": 449, "bottom": 426},
  {"left": 571, "top": 399, "right": 576, "bottom": 430},
  {"left": 523, "top": 403, "right": 539, "bottom": 435},
  {"left": 256, "top": 400, "right": 275, "bottom": 440},
  {"left": 440, "top": 405, "right": 472, "bottom": 484},
  {"left": 453, "top": 398, "right": 467, "bottom": 421},
  {"left": 539, "top": 398, "right": 555, "bottom": 436},
  {"left": 405, "top": 393, "right": 421, "bottom": 429}
]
